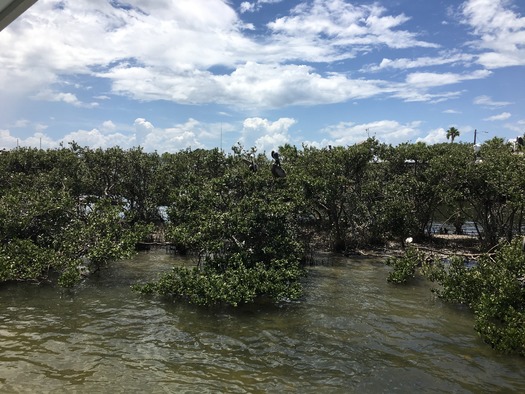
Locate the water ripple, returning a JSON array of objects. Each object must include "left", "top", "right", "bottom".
[{"left": 1, "top": 252, "right": 524, "bottom": 393}]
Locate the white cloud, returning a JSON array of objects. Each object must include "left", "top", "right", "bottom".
[
  {"left": 484, "top": 112, "right": 512, "bottom": 121},
  {"left": 473, "top": 95, "right": 512, "bottom": 107},
  {"left": 462, "top": 0, "right": 525, "bottom": 68},
  {"left": 416, "top": 128, "right": 448, "bottom": 144},
  {"left": 364, "top": 52, "right": 475, "bottom": 72},
  {"left": 504, "top": 119, "right": 525, "bottom": 133},
  {"left": 1, "top": 0, "right": 522, "bottom": 153},
  {"left": 240, "top": 0, "right": 282, "bottom": 13},
  {"left": 103, "top": 60, "right": 470, "bottom": 109},
  {"left": 240, "top": 2, "right": 256, "bottom": 13},
  {"left": 12, "top": 119, "right": 31, "bottom": 128},
  {"left": 102, "top": 62, "right": 393, "bottom": 109},
  {"left": 6, "top": 120, "right": 48, "bottom": 133},
  {"left": 241, "top": 117, "right": 296, "bottom": 152},
  {"left": 405, "top": 69, "right": 491, "bottom": 88},
  {"left": 0, "top": 0, "right": 245, "bottom": 94},
  {"left": 101, "top": 120, "right": 117, "bottom": 133},
  {"left": 35, "top": 124, "right": 48, "bottom": 133},
  {"left": 139, "top": 118, "right": 206, "bottom": 152},
  {"left": 418, "top": 124, "right": 475, "bottom": 144},
  {"left": 316, "top": 119, "right": 422, "bottom": 146},
  {"left": 63, "top": 128, "right": 133, "bottom": 149},
  {"left": 0, "top": 128, "right": 67, "bottom": 150},
  {"left": 268, "top": 0, "right": 438, "bottom": 53},
  {"left": 32, "top": 89, "right": 99, "bottom": 108},
  {"left": 443, "top": 109, "right": 462, "bottom": 114},
  {"left": 0, "top": 118, "right": 209, "bottom": 152},
  {"left": 0, "top": 0, "right": 448, "bottom": 111},
  {"left": 387, "top": 69, "right": 491, "bottom": 103},
  {"left": 393, "top": 89, "right": 463, "bottom": 103},
  {"left": 0, "top": 129, "right": 18, "bottom": 149},
  {"left": 134, "top": 118, "right": 155, "bottom": 146}
]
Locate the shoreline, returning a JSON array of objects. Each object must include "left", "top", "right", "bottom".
[{"left": 352, "top": 233, "right": 484, "bottom": 260}]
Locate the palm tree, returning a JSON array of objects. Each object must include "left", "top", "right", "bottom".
[{"left": 446, "top": 127, "right": 460, "bottom": 143}]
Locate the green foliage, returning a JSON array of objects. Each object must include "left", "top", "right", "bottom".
[
  {"left": 446, "top": 127, "right": 460, "bottom": 143},
  {"left": 136, "top": 147, "right": 307, "bottom": 306},
  {"left": 291, "top": 138, "right": 381, "bottom": 251},
  {"left": 425, "top": 238, "right": 525, "bottom": 355},
  {"left": 388, "top": 239, "right": 525, "bottom": 355},
  {"left": 0, "top": 239, "right": 57, "bottom": 282},
  {"left": 134, "top": 256, "right": 304, "bottom": 306},
  {"left": 385, "top": 246, "right": 422, "bottom": 284},
  {"left": 55, "top": 199, "right": 152, "bottom": 286},
  {"left": 2, "top": 137, "right": 525, "bottom": 327},
  {"left": 378, "top": 142, "right": 459, "bottom": 241},
  {"left": 467, "top": 139, "right": 525, "bottom": 247},
  {"left": 0, "top": 146, "right": 153, "bottom": 287}
]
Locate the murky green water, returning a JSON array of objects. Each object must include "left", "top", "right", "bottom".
[{"left": 1, "top": 250, "right": 524, "bottom": 393}]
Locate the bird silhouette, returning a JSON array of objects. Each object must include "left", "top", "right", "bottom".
[
  {"left": 271, "top": 150, "right": 281, "bottom": 166},
  {"left": 270, "top": 150, "right": 286, "bottom": 178}
]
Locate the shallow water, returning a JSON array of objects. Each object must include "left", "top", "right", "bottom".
[{"left": 1, "top": 250, "right": 524, "bottom": 393}]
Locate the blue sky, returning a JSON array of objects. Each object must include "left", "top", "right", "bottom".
[{"left": 1, "top": 0, "right": 524, "bottom": 154}]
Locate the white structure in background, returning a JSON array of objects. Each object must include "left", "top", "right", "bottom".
[
  {"left": 508, "top": 136, "right": 525, "bottom": 152},
  {"left": 473, "top": 144, "right": 481, "bottom": 153}
]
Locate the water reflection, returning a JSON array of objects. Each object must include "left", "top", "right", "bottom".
[{"left": 1, "top": 250, "right": 524, "bottom": 393}]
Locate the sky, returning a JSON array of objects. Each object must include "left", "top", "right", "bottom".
[{"left": 1, "top": 0, "right": 525, "bottom": 154}]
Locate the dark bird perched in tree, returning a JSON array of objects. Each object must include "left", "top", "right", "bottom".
[
  {"left": 241, "top": 153, "right": 258, "bottom": 172},
  {"left": 270, "top": 150, "right": 286, "bottom": 178},
  {"left": 271, "top": 150, "right": 281, "bottom": 166}
]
